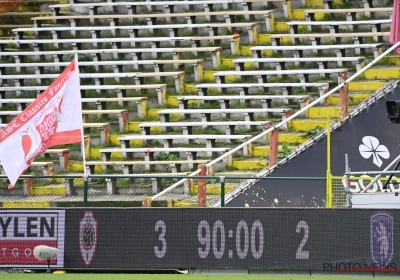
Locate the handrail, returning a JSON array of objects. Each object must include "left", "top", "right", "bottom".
[
  {"left": 5, "top": 175, "right": 326, "bottom": 180},
  {"left": 151, "top": 41, "right": 400, "bottom": 202}
]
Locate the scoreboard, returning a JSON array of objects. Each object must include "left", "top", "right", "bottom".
[{"left": 61, "top": 208, "right": 400, "bottom": 271}]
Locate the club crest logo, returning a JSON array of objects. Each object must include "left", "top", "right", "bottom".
[
  {"left": 79, "top": 211, "right": 98, "bottom": 266},
  {"left": 370, "top": 211, "right": 393, "bottom": 267},
  {"left": 359, "top": 136, "right": 390, "bottom": 167}
]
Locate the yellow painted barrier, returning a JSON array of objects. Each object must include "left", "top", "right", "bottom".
[{"left": 3, "top": 201, "right": 51, "bottom": 208}]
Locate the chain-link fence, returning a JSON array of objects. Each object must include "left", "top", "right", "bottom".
[
  {"left": 331, "top": 176, "right": 347, "bottom": 208},
  {"left": 0, "top": 174, "right": 329, "bottom": 208},
  {"left": 331, "top": 175, "right": 400, "bottom": 208}
]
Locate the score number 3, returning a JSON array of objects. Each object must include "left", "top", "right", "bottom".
[
  {"left": 154, "top": 220, "right": 167, "bottom": 258},
  {"left": 295, "top": 221, "right": 309, "bottom": 260}
]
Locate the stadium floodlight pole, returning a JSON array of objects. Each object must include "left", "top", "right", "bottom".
[{"left": 151, "top": 40, "right": 400, "bottom": 205}]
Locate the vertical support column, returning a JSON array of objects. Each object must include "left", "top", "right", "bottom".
[
  {"left": 220, "top": 176, "right": 225, "bottom": 207},
  {"left": 268, "top": 126, "right": 279, "bottom": 167},
  {"left": 198, "top": 164, "right": 207, "bottom": 207},
  {"left": 362, "top": 0, "right": 373, "bottom": 17},
  {"left": 211, "top": 49, "right": 221, "bottom": 69},
  {"left": 248, "top": 25, "right": 258, "bottom": 44},
  {"left": 43, "top": 164, "right": 53, "bottom": 176},
  {"left": 242, "top": 2, "right": 252, "bottom": 21},
  {"left": 157, "top": 86, "right": 167, "bottom": 105},
  {"left": 193, "top": 61, "right": 203, "bottom": 82},
  {"left": 344, "top": 154, "right": 351, "bottom": 208},
  {"left": 136, "top": 99, "right": 147, "bottom": 118},
  {"left": 23, "top": 178, "right": 33, "bottom": 196},
  {"left": 264, "top": 11, "right": 275, "bottom": 33},
  {"left": 142, "top": 197, "right": 152, "bottom": 207},
  {"left": 281, "top": 0, "right": 292, "bottom": 19},
  {"left": 184, "top": 177, "right": 193, "bottom": 194},
  {"left": 338, "top": 84, "right": 349, "bottom": 119},
  {"left": 64, "top": 179, "right": 76, "bottom": 196},
  {"left": 58, "top": 150, "right": 69, "bottom": 171},
  {"left": 106, "top": 178, "right": 117, "bottom": 195},
  {"left": 99, "top": 124, "right": 109, "bottom": 144},
  {"left": 119, "top": 111, "right": 128, "bottom": 133},
  {"left": 175, "top": 73, "right": 184, "bottom": 93}
]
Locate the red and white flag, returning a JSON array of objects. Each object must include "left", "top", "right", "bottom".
[
  {"left": 0, "top": 56, "right": 83, "bottom": 188},
  {"left": 390, "top": 0, "right": 400, "bottom": 56}
]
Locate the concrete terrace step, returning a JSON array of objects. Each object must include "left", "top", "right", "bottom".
[
  {"left": 252, "top": 145, "right": 296, "bottom": 157},
  {"left": 275, "top": 132, "right": 309, "bottom": 145},
  {"left": 348, "top": 80, "right": 390, "bottom": 91},
  {"left": 2, "top": 201, "right": 52, "bottom": 208},
  {"left": 30, "top": 185, "right": 66, "bottom": 196},
  {"left": 214, "top": 171, "right": 258, "bottom": 177},
  {"left": 307, "top": 106, "right": 354, "bottom": 118},
  {"left": 327, "top": 92, "right": 373, "bottom": 105},
  {"left": 232, "top": 159, "right": 268, "bottom": 171},
  {"left": 364, "top": 67, "right": 400, "bottom": 80},
  {"left": 0, "top": 11, "right": 52, "bottom": 25},
  {"left": 0, "top": 24, "right": 33, "bottom": 36},
  {"left": 290, "top": 119, "right": 329, "bottom": 132}
]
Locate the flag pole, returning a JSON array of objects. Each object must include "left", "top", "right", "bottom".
[{"left": 75, "top": 54, "right": 88, "bottom": 207}]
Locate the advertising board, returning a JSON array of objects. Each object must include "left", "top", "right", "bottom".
[{"left": 0, "top": 209, "right": 65, "bottom": 267}]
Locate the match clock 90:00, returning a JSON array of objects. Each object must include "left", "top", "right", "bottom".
[{"left": 154, "top": 219, "right": 310, "bottom": 261}]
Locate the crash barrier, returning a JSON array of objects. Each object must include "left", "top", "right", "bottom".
[
  {"left": 2, "top": 173, "right": 399, "bottom": 208},
  {"left": 0, "top": 174, "right": 326, "bottom": 208},
  {"left": 0, "top": 174, "right": 400, "bottom": 208}
]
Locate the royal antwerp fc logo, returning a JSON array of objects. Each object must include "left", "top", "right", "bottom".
[{"left": 79, "top": 211, "right": 98, "bottom": 266}]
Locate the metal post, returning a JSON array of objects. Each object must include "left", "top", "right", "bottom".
[
  {"left": 362, "top": 154, "right": 400, "bottom": 192},
  {"left": 326, "top": 117, "right": 332, "bottom": 208},
  {"left": 382, "top": 159, "right": 400, "bottom": 190},
  {"left": 220, "top": 176, "right": 225, "bottom": 207},
  {"left": 344, "top": 154, "right": 351, "bottom": 208},
  {"left": 83, "top": 175, "right": 88, "bottom": 207},
  {"left": 198, "top": 164, "right": 207, "bottom": 207}
]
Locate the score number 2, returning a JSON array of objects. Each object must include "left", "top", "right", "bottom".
[{"left": 295, "top": 221, "right": 309, "bottom": 260}]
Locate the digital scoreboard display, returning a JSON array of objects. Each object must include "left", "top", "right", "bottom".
[{"left": 61, "top": 208, "right": 400, "bottom": 271}]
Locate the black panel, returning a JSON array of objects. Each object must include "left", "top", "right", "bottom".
[
  {"left": 182, "top": 208, "right": 400, "bottom": 270},
  {"left": 227, "top": 85, "right": 400, "bottom": 207},
  {"left": 64, "top": 208, "right": 183, "bottom": 268},
  {"left": 62, "top": 208, "right": 400, "bottom": 271}
]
